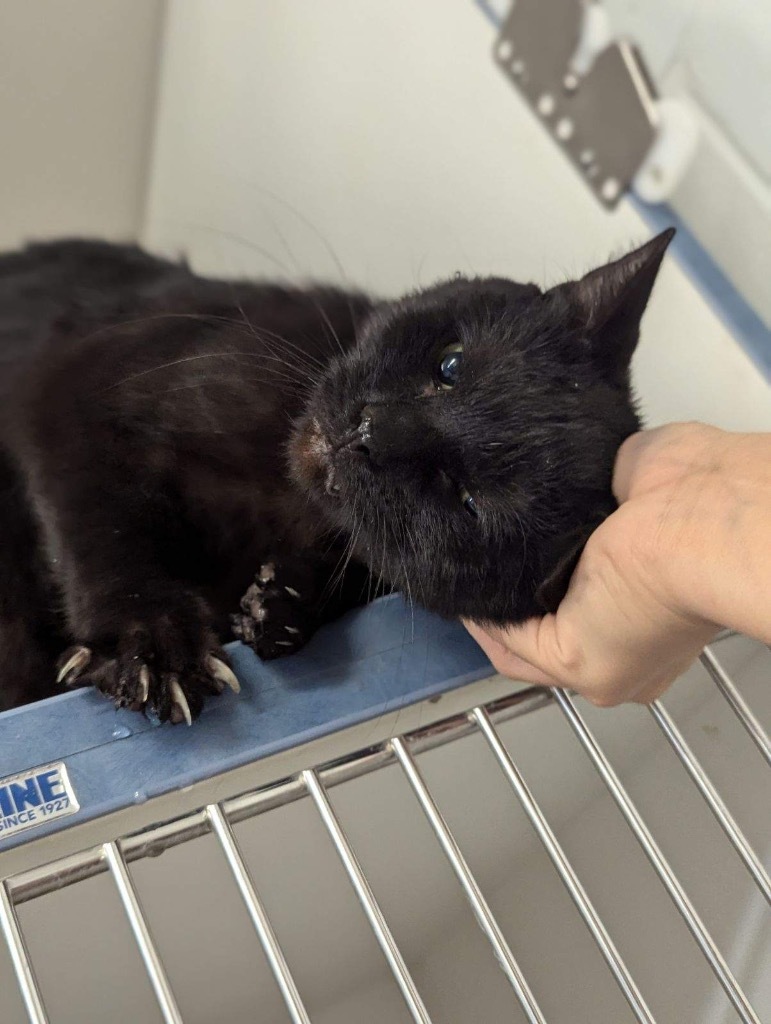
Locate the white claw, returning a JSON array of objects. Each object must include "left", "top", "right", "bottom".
[
  {"left": 284, "top": 626, "right": 300, "bottom": 635},
  {"left": 57, "top": 646, "right": 91, "bottom": 684},
  {"left": 258, "top": 562, "right": 276, "bottom": 583},
  {"left": 169, "top": 677, "right": 192, "bottom": 726},
  {"left": 285, "top": 586, "right": 301, "bottom": 599},
  {"left": 206, "top": 655, "right": 241, "bottom": 694},
  {"left": 138, "top": 664, "right": 150, "bottom": 705}
]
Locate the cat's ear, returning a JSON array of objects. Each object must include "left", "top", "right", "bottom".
[
  {"left": 549, "top": 228, "right": 675, "bottom": 378},
  {"left": 534, "top": 514, "right": 607, "bottom": 613}
]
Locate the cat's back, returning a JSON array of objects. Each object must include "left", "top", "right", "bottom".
[
  {"left": 0, "top": 239, "right": 372, "bottom": 416},
  {"left": 0, "top": 238, "right": 371, "bottom": 365},
  {"left": 0, "top": 239, "right": 195, "bottom": 370}
]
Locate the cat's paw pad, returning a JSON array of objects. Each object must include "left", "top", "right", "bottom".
[
  {"left": 231, "top": 561, "right": 313, "bottom": 660},
  {"left": 231, "top": 609, "right": 310, "bottom": 660},
  {"left": 56, "top": 632, "right": 240, "bottom": 725}
]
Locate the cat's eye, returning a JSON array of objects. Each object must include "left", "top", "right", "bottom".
[
  {"left": 436, "top": 343, "right": 463, "bottom": 390},
  {"left": 459, "top": 485, "right": 478, "bottom": 517}
]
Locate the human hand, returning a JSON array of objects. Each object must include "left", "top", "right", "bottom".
[{"left": 464, "top": 423, "right": 747, "bottom": 706}]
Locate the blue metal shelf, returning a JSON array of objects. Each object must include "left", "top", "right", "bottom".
[{"left": 0, "top": 596, "right": 492, "bottom": 851}]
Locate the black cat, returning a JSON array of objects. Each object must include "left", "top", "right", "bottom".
[{"left": 0, "top": 229, "right": 673, "bottom": 721}]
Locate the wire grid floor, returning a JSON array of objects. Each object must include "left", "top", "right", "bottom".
[{"left": 1, "top": 641, "right": 769, "bottom": 1024}]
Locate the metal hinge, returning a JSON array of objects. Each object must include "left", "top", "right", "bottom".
[{"left": 493, "top": 0, "right": 665, "bottom": 208}]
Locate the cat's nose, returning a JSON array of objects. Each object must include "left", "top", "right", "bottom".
[{"left": 354, "top": 403, "right": 434, "bottom": 465}]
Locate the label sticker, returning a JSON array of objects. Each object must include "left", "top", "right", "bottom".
[{"left": 0, "top": 762, "right": 79, "bottom": 841}]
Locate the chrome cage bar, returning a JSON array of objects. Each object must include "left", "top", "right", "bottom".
[
  {"left": 2, "top": 640, "right": 768, "bottom": 1023},
  {"left": 700, "top": 648, "right": 771, "bottom": 768}
]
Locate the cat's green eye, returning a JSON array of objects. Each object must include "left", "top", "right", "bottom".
[
  {"left": 436, "top": 343, "right": 463, "bottom": 390},
  {"left": 459, "top": 485, "right": 478, "bottom": 517}
]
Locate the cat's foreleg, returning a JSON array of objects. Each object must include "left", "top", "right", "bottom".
[
  {"left": 0, "top": 451, "right": 63, "bottom": 710},
  {"left": 26, "top": 474, "right": 239, "bottom": 723}
]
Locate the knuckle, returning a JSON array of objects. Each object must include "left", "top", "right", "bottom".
[
  {"left": 555, "top": 647, "right": 584, "bottom": 679},
  {"left": 665, "top": 423, "right": 713, "bottom": 474},
  {"left": 542, "top": 621, "right": 584, "bottom": 680},
  {"left": 489, "top": 653, "right": 509, "bottom": 676},
  {"left": 622, "top": 421, "right": 714, "bottom": 498},
  {"left": 484, "top": 642, "right": 516, "bottom": 677},
  {"left": 579, "top": 670, "right": 627, "bottom": 707},
  {"left": 675, "top": 420, "right": 713, "bottom": 446},
  {"left": 584, "top": 689, "right": 623, "bottom": 709}
]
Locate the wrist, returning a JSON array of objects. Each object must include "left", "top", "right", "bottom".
[{"left": 655, "top": 431, "right": 771, "bottom": 642}]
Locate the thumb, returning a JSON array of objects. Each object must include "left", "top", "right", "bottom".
[{"left": 463, "top": 619, "right": 560, "bottom": 687}]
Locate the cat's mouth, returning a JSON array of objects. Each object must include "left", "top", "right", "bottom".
[
  {"left": 291, "top": 414, "right": 379, "bottom": 502},
  {"left": 290, "top": 416, "right": 480, "bottom": 519},
  {"left": 321, "top": 428, "right": 369, "bottom": 496}
]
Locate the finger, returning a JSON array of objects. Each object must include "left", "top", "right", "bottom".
[
  {"left": 479, "top": 613, "right": 574, "bottom": 682},
  {"left": 632, "top": 684, "right": 671, "bottom": 706},
  {"left": 463, "top": 621, "right": 558, "bottom": 687},
  {"left": 612, "top": 430, "right": 648, "bottom": 503}
]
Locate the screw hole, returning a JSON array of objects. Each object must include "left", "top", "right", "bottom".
[
  {"left": 555, "top": 117, "right": 574, "bottom": 140},
  {"left": 497, "top": 39, "right": 514, "bottom": 62},
  {"left": 537, "top": 93, "right": 555, "bottom": 117},
  {"left": 601, "top": 177, "right": 620, "bottom": 201}
]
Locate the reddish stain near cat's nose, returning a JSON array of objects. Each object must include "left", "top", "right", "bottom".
[{"left": 289, "top": 417, "right": 335, "bottom": 493}]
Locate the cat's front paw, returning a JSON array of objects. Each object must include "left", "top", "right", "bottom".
[
  {"left": 56, "top": 613, "right": 240, "bottom": 724},
  {"left": 231, "top": 560, "right": 315, "bottom": 660}
]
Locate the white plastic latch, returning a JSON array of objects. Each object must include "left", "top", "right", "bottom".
[{"left": 633, "top": 97, "right": 700, "bottom": 203}]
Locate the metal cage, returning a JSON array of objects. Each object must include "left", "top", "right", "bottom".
[{"left": 1, "top": 607, "right": 768, "bottom": 1024}]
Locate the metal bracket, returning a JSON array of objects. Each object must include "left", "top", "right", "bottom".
[{"left": 493, "top": 0, "right": 659, "bottom": 208}]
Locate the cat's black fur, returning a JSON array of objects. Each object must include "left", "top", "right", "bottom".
[{"left": 0, "top": 230, "right": 673, "bottom": 720}]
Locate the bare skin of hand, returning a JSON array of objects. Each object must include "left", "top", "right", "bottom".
[{"left": 465, "top": 422, "right": 771, "bottom": 706}]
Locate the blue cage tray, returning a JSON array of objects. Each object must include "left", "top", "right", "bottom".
[{"left": 0, "top": 596, "right": 492, "bottom": 851}]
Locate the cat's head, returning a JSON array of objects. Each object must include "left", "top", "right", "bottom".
[{"left": 289, "top": 230, "right": 674, "bottom": 623}]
